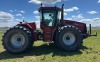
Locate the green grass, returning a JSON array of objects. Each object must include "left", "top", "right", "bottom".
[{"left": 0, "top": 30, "right": 100, "bottom": 62}]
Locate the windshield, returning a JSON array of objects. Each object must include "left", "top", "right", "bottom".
[{"left": 43, "top": 10, "right": 56, "bottom": 26}]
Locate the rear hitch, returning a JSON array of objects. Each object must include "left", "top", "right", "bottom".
[{"left": 88, "top": 24, "right": 97, "bottom": 37}]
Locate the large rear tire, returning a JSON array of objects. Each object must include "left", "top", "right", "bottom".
[
  {"left": 2, "top": 26, "right": 33, "bottom": 53},
  {"left": 55, "top": 26, "right": 83, "bottom": 52}
]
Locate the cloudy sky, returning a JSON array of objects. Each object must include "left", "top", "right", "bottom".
[{"left": 0, "top": 0, "right": 100, "bottom": 28}]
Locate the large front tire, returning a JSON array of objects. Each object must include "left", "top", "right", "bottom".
[
  {"left": 2, "top": 26, "right": 33, "bottom": 53},
  {"left": 55, "top": 26, "right": 83, "bottom": 52}
]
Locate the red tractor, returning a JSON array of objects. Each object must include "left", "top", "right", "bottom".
[{"left": 2, "top": 4, "right": 97, "bottom": 53}]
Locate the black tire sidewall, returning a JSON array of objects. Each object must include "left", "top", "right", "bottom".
[
  {"left": 58, "top": 27, "right": 82, "bottom": 51},
  {"left": 3, "top": 28, "right": 30, "bottom": 53}
]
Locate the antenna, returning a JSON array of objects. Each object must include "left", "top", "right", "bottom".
[{"left": 41, "top": 3, "right": 43, "bottom": 7}]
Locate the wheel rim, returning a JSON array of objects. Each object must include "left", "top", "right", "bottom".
[
  {"left": 63, "top": 32, "right": 75, "bottom": 46},
  {"left": 10, "top": 33, "right": 25, "bottom": 48}
]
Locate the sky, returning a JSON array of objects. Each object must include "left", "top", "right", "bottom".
[{"left": 0, "top": 0, "right": 100, "bottom": 28}]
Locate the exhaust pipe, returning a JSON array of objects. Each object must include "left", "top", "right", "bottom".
[{"left": 61, "top": 4, "right": 64, "bottom": 21}]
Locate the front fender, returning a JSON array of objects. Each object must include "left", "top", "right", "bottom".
[{"left": 17, "top": 22, "right": 37, "bottom": 41}]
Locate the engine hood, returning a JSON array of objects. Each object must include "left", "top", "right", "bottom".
[
  {"left": 63, "top": 20, "right": 86, "bottom": 25},
  {"left": 62, "top": 20, "right": 87, "bottom": 32}
]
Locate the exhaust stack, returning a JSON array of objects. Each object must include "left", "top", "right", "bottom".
[{"left": 61, "top": 4, "right": 64, "bottom": 21}]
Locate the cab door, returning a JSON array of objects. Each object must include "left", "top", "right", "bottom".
[{"left": 40, "top": 11, "right": 56, "bottom": 41}]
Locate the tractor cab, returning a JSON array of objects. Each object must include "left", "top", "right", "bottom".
[
  {"left": 39, "top": 4, "right": 61, "bottom": 41},
  {"left": 39, "top": 6, "right": 61, "bottom": 27},
  {"left": 38, "top": 4, "right": 63, "bottom": 41}
]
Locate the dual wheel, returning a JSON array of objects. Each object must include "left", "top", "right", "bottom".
[
  {"left": 2, "top": 26, "right": 33, "bottom": 53},
  {"left": 54, "top": 26, "right": 83, "bottom": 52}
]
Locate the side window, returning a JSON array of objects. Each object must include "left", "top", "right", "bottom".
[
  {"left": 57, "top": 11, "right": 61, "bottom": 20},
  {"left": 40, "top": 12, "right": 42, "bottom": 23}
]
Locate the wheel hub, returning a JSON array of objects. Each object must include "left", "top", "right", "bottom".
[
  {"left": 10, "top": 34, "right": 25, "bottom": 48},
  {"left": 63, "top": 32, "right": 75, "bottom": 46},
  {"left": 66, "top": 36, "right": 70, "bottom": 40},
  {"left": 17, "top": 38, "right": 21, "bottom": 42}
]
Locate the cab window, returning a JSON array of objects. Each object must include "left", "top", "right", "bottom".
[{"left": 42, "top": 10, "right": 56, "bottom": 27}]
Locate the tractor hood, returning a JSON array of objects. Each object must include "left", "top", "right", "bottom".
[
  {"left": 63, "top": 20, "right": 87, "bottom": 32},
  {"left": 63, "top": 20, "right": 86, "bottom": 26}
]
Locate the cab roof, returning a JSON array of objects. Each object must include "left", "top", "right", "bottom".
[{"left": 38, "top": 7, "right": 61, "bottom": 12}]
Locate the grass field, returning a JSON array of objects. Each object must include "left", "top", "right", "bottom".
[{"left": 0, "top": 30, "right": 100, "bottom": 62}]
